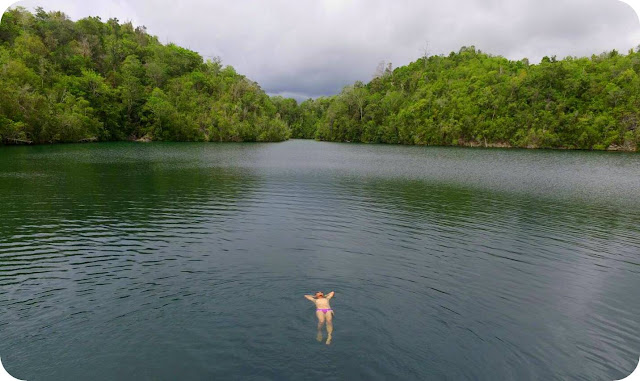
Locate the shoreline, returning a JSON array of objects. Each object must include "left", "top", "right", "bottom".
[{"left": 1, "top": 138, "right": 637, "bottom": 152}]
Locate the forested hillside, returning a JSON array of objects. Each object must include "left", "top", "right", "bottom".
[
  {"left": 0, "top": 7, "right": 290, "bottom": 144},
  {"left": 2, "top": 8, "right": 638, "bottom": 150},
  {"left": 283, "top": 47, "right": 640, "bottom": 151}
]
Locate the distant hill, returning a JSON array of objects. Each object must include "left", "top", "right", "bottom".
[
  {"left": 0, "top": 7, "right": 290, "bottom": 144},
  {"left": 283, "top": 46, "right": 639, "bottom": 151},
  {"left": 2, "top": 7, "right": 638, "bottom": 151}
]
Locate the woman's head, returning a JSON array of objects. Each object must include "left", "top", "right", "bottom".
[{"left": 315, "top": 291, "right": 324, "bottom": 298}]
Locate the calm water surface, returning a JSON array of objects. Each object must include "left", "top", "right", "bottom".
[{"left": 1, "top": 140, "right": 639, "bottom": 380}]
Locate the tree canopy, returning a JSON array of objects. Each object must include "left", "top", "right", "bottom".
[
  {"left": 291, "top": 46, "right": 640, "bottom": 151},
  {"left": 1, "top": 8, "right": 638, "bottom": 151},
  {"left": 0, "top": 7, "right": 290, "bottom": 144}
]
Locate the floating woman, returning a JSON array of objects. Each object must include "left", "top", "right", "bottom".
[{"left": 304, "top": 291, "right": 335, "bottom": 345}]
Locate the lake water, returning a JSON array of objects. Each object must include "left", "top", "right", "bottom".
[{"left": 1, "top": 140, "right": 639, "bottom": 380}]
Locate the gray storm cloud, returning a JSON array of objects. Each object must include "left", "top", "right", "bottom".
[{"left": 9, "top": 0, "right": 640, "bottom": 100}]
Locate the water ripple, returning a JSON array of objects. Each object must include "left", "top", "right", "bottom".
[{"left": 0, "top": 141, "right": 639, "bottom": 380}]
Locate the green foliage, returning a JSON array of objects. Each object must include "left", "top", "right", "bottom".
[
  {"left": 295, "top": 46, "right": 640, "bottom": 151},
  {"left": 0, "top": 7, "right": 290, "bottom": 144},
  {"left": 2, "top": 7, "right": 638, "bottom": 151}
]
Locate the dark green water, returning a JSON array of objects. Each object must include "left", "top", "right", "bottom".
[{"left": 1, "top": 140, "right": 639, "bottom": 380}]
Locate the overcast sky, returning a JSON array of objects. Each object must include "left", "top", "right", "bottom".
[{"left": 7, "top": 0, "right": 640, "bottom": 100}]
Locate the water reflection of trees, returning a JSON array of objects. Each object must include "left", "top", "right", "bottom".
[
  {"left": 337, "top": 176, "right": 640, "bottom": 270},
  {"left": 340, "top": 177, "right": 639, "bottom": 234},
  {"left": 0, "top": 143, "right": 259, "bottom": 231},
  {"left": 0, "top": 143, "right": 261, "bottom": 285}
]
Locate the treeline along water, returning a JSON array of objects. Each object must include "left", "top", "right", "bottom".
[
  {"left": 0, "top": 140, "right": 639, "bottom": 380},
  {"left": 0, "top": 8, "right": 290, "bottom": 144},
  {"left": 284, "top": 46, "right": 640, "bottom": 151},
  {"left": 2, "top": 8, "right": 640, "bottom": 151}
]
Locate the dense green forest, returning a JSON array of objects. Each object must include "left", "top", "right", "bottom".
[
  {"left": 1, "top": 8, "right": 639, "bottom": 150},
  {"left": 0, "top": 7, "right": 289, "bottom": 143},
  {"left": 282, "top": 47, "right": 640, "bottom": 151}
]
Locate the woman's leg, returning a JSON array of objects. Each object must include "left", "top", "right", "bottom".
[
  {"left": 325, "top": 311, "right": 333, "bottom": 345},
  {"left": 316, "top": 310, "right": 325, "bottom": 342}
]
